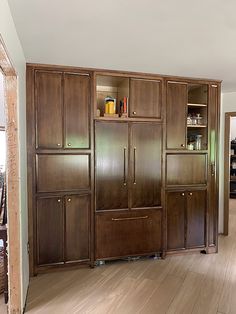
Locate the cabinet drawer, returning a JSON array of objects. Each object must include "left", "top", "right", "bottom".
[
  {"left": 166, "top": 154, "right": 207, "bottom": 186},
  {"left": 37, "top": 154, "right": 90, "bottom": 192},
  {"left": 96, "top": 209, "right": 162, "bottom": 259}
]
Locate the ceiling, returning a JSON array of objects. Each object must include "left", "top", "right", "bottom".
[{"left": 8, "top": 0, "right": 236, "bottom": 92}]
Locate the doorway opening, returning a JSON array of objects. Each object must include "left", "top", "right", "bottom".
[
  {"left": 224, "top": 112, "right": 236, "bottom": 236},
  {"left": 0, "top": 36, "right": 22, "bottom": 313}
]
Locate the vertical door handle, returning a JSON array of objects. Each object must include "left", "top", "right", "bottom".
[
  {"left": 123, "top": 147, "right": 127, "bottom": 186},
  {"left": 211, "top": 162, "right": 215, "bottom": 176},
  {"left": 133, "top": 147, "right": 137, "bottom": 185}
]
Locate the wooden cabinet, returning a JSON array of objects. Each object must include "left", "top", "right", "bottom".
[
  {"left": 37, "top": 154, "right": 90, "bottom": 193},
  {"left": 35, "top": 70, "right": 90, "bottom": 149},
  {"left": 167, "top": 190, "right": 206, "bottom": 251},
  {"left": 167, "top": 191, "right": 185, "bottom": 250},
  {"left": 166, "top": 82, "right": 187, "bottom": 149},
  {"left": 96, "top": 122, "right": 129, "bottom": 211},
  {"left": 65, "top": 194, "right": 90, "bottom": 262},
  {"left": 27, "top": 64, "right": 221, "bottom": 273},
  {"left": 37, "top": 195, "right": 90, "bottom": 266},
  {"left": 37, "top": 197, "right": 64, "bottom": 265},
  {"left": 130, "top": 123, "right": 162, "bottom": 208},
  {"left": 96, "top": 209, "right": 162, "bottom": 259},
  {"left": 36, "top": 71, "right": 63, "bottom": 148},
  {"left": 186, "top": 190, "right": 206, "bottom": 248},
  {"left": 64, "top": 73, "right": 90, "bottom": 149},
  {"left": 130, "top": 79, "right": 162, "bottom": 118},
  {"left": 166, "top": 154, "right": 207, "bottom": 186}
]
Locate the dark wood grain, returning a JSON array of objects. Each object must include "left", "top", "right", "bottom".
[
  {"left": 64, "top": 73, "right": 90, "bottom": 149},
  {"left": 207, "top": 84, "right": 219, "bottom": 251},
  {"left": 95, "top": 122, "right": 129, "bottom": 210},
  {"left": 37, "top": 197, "right": 64, "bottom": 265},
  {"left": 65, "top": 194, "right": 90, "bottom": 262},
  {"left": 35, "top": 71, "right": 63, "bottom": 148},
  {"left": 130, "top": 123, "right": 162, "bottom": 208},
  {"left": 37, "top": 154, "right": 90, "bottom": 192},
  {"left": 166, "top": 154, "right": 207, "bottom": 186},
  {"left": 167, "top": 191, "right": 185, "bottom": 250},
  {"left": 186, "top": 190, "right": 206, "bottom": 248},
  {"left": 130, "top": 79, "right": 162, "bottom": 119},
  {"left": 96, "top": 209, "right": 162, "bottom": 259},
  {"left": 166, "top": 82, "right": 187, "bottom": 149}
]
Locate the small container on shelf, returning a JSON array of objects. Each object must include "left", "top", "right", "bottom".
[
  {"left": 105, "top": 96, "right": 116, "bottom": 114},
  {"left": 196, "top": 113, "right": 203, "bottom": 125},
  {"left": 195, "top": 134, "right": 202, "bottom": 150}
]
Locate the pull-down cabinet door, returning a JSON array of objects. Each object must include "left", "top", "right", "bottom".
[
  {"left": 96, "top": 122, "right": 129, "bottom": 210},
  {"left": 64, "top": 73, "right": 90, "bottom": 149},
  {"left": 166, "top": 82, "right": 187, "bottom": 149},
  {"left": 130, "top": 123, "right": 162, "bottom": 209}
]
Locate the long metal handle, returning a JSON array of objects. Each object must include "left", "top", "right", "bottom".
[
  {"left": 133, "top": 147, "right": 136, "bottom": 185},
  {"left": 123, "top": 147, "right": 127, "bottom": 186},
  {"left": 112, "top": 216, "right": 148, "bottom": 221},
  {"left": 211, "top": 162, "right": 215, "bottom": 176}
]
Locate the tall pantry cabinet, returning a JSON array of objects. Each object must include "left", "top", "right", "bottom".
[{"left": 27, "top": 64, "right": 220, "bottom": 275}]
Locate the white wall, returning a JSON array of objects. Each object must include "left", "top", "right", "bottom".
[
  {"left": 0, "top": 0, "right": 28, "bottom": 311},
  {"left": 219, "top": 92, "right": 236, "bottom": 233}
]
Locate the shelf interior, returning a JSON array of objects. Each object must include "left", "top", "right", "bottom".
[{"left": 96, "top": 75, "right": 129, "bottom": 117}]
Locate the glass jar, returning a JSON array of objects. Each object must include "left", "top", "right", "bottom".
[
  {"left": 196, "top": 113, "right": 203, "bottom": 125},
  {"left": 195, "top": 134, "right": 202, "bottom": 150}
]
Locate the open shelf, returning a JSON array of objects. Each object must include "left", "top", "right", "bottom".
[
  {"left": 187, "top": 125, "right": 207, "bottom": 128},
  {"left": 188, "top": 103, "right": 207, "bottom": 107},
  {"left": 96, "top": 75, "right": 129, "bottom": 118}
]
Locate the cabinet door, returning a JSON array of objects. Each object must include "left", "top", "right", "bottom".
[
  {"left": 166, "top": 82, "right": 187, "bottom": 149},
  {"left": 35, "top": 71, "right": 63, "bottom": 148},
  {"left": 96, "top": 122, "right": 128, "bottom": 210},
  {"left": 64, "top": 73, "right": 90, "bottom": 149},
  {"left": 65, "top": 195, "right": 90, "bottom": 262},
  {"left": 130, "top": 123, "right": 162, "bottom": 209},
  {"left": 186, "top": 190, "right": 206, "bottom": 248},
  {"left": 96, "top": 209, "right": 162, "bottom": 259},
  {"left": 167, "top": 191, "right": 185, "bottom": 250},
  {"left": 37, "top": 197, "right": 64, "bottom": 265},
  {"left": 130, "top": 79, "right": 161, "bottom": 118}
]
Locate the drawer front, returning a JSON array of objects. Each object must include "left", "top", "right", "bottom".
[
  {"left": 166, "top": 154, "right": 207, "bottom": 186},
  {"left": 96, "top": 209, "right": 162, "bottom": 259},
  {"left": 37, "top": 154, "right": 90, "bottom": 192}
]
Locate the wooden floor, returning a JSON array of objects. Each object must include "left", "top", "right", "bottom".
[{"left": 18, "top": 199, "right": 236, "bottom": 313}]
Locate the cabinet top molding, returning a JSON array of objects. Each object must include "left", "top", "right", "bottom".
[{"left": 26, "top": 63, "right": 222, "bottom": 84}]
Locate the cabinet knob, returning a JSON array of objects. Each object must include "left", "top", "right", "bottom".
[
  {"left": 57, "top": 199, "right": 61, "bottom": 202},
  {"left": 123, "top": 183, "right": 127, "bottom": 186},
  {"left": 181, "top": 193, "right": 185, "bottom": 196},
  {"left": 133, "top": 111, "right": 137, "bottom": 115},
  {"left": 189, "top": 192, "right": 193, "bottom": 196},
  {"left": 67, "top": 143, "right": 71, "bottom": 147},
  {"left": 67, "top": 198, "right": 71, "bottom": 202},
  {"left": 181, "top": 144, "right": 185, "bottom": 147},
  {"left": 57, "top": 143, "right": 61, "bottom": 146}
]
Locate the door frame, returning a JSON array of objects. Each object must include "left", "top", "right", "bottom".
[
  {"left": 0, "top": 36, "right": 22, "bottom": 312},
  {"left": 224, "top": 112, "right": 236, "bottom": 235}
]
